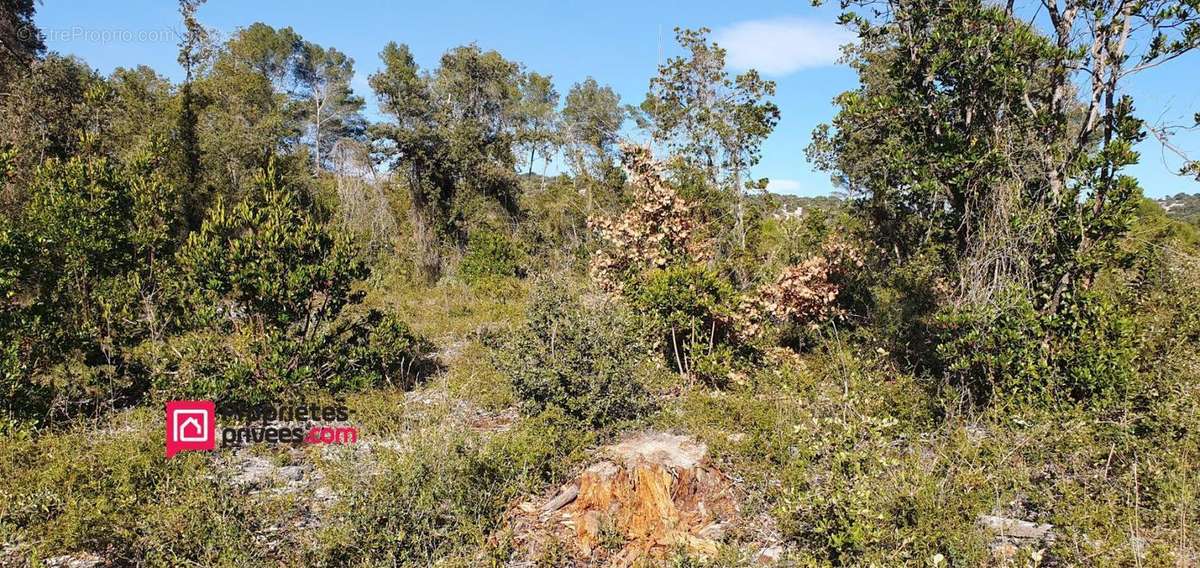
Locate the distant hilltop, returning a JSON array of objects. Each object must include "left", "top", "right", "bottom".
[
  {"left": 755, "top": 191, "right": 1200, "bottom": 224},
  {"left": 760, "top": 192, "right": 843, "bottom": 220},
  {"left": 1157, "top": 193, "right": 1200, "bottom": 221}
]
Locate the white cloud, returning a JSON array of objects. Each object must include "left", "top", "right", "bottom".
[
  {"left": 767, "top": 178, "right": 803, "bottom": 193},
  {"left": 715, "top": 17, "right": 853, "bottom": 76}
]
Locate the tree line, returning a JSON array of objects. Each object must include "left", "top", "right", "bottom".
[{"left": 1, "top": 0, "right": 1199, "bottom": 426}]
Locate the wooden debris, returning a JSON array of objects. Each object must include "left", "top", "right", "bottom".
[{"left": 540, "top": 483, "right": 579, "bottom": 516}]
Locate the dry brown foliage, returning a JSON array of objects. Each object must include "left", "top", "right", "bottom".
[
  {"left": 738, "top": 238, "right": 863, "bottom": 338},
  {"left": 589, "top": 144, "right": 710, "bottom": 291}
]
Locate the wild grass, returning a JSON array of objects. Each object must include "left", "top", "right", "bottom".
[
  {"left": 657, "top": 344, "right": 1200, "bottom": 566},
  {"left": 3, "top": 276, "right": 1196, "bottom": 566}
]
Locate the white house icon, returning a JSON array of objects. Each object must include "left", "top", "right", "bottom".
[{"left": 172, "top": 409, "right": 210, "bottom": 442}]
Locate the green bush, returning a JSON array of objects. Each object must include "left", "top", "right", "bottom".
[
  {"left": 141, "top": 309, "right": 436, "bottom": 405},
  {"left": 0, "top": 153, "right": 180, "bottom": 423},
  {"left": 149, "top": 165, "right": 435, "bottom": 405},
  {"left": 313, "top": 409, "right": 590, "bottom": 565},
  {"left": 933, "top": 288, "right": 1136, "bottom": 408},
  {"left": 490, "top": 277, "right": 647, "bottom": 427},
  {"left": 458, "top": 229, "right": 523, "bottom": 283},
  {"left": 933, "top": 290, "right": 1052, "bottom": 406},
  {"left": 171, "top": 168, "right": 366, "bottom": 331},
  {"left": 633, "top": 264, "right": 751, "bottom": 386},
  {"left": 334, "top": 309, "right": 438, "bottom": 391},
  {"left": 0, "top": 154, "right": 435, "bottom": 419}
]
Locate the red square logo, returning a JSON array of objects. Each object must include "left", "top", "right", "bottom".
[{"left": 166, "top": 400, "right": 215, "bottom": 458}]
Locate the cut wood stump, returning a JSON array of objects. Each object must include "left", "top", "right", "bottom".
[{"left": 508, "top": 431, "right": 740, "bottom": 567}]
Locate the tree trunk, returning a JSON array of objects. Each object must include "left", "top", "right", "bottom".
[{"left": 314, "top": 96, "right": 321, "bottom": 173}]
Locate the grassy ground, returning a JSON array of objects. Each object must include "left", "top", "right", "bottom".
[{"left": 2, "top": 276, "right": 1197, "bottom": 566}]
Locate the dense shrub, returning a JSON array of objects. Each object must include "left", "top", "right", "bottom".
[
  {"left": 147, "top": 165, "right": 435, "bottom": 405},
  {"left": 142, "top": 310, "right": 436, "bottom": 405},
  {"left": 171, "top": 168, "right": 366, "bottom": 331},
  {"left": 933, "top": 290, "right": 1053, "bottom": 406},
  {"left": 490, "top": 278, "right": 647, "bottom": 427},
  {"left": 0, "top": 153, "right": 180, "bottom": 423},
  {"left": 1, "top": 405, "right": 593, "bottom": 567},
  {"left": 633, "top": 265, "right": 749, "bottom": 386},
  {"left": 458, "top": 229, "right": 523, "bottom": 283},
  {"left": 336, "top": 310, "right": 438, "bottom": 389},
  {"left": 934, "top": 288, "right": 1136, "bottom": 408},
  {"left": 0, "top": 152, "right": 436, "bottom": 421}
]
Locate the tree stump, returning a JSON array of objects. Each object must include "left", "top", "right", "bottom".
[{"left": 515, "top": 432, "right": 739, "bottom": 566}]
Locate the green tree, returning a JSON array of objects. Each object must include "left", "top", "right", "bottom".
[
  {"left": 295, "top": 42, "right": 366, "bottom": 172},
  {"left": 175, "top": 0, "right": 209, "bottom": 227},
  {"left": 370, "top": 42, "right": 527, "bottom": 281},
  {"left": 173, "top": 164, "right": 363, "bottom": 332},
  {"left": 1031, "top": 0, "right": 1200, "bottom": 313},
  {"left": 162, "top": 161, "right": 433, "bottom": 403},
  {"left": 369, "top": 42, "right": 455, "bottom": 280},
  {"left": 198, "top": 22, "right": 304, "bottom": 195},
  {"left": 0, "top": 152, "right": 181, "bottom": 422},
  {"left": 0, "top": 0, "right": 45, "bottom": 85},
  {"left": 639, "top": 27, "right": 780, "bottom": 251},
  {"left": 431, "top": 43, "right": 523, "bottom": 216},
  {"left": 811, "top": 0, "right": 1200, "bottom": 403},
  {"left": 562, "top": 77, "right": 626, "bottom": 212},
  {"left": 0, "top": 55, "right": 105, "bottom": 209},
  {"left": 515, "top": 71, "right": 561, "bottom": 179},
  {"left": 106, "top": 66, "right": 177, "bottom": 164}
]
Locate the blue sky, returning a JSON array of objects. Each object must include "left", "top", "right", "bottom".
[{"left": 34, "top": 0, "right": 1200, "bottom": 198}]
